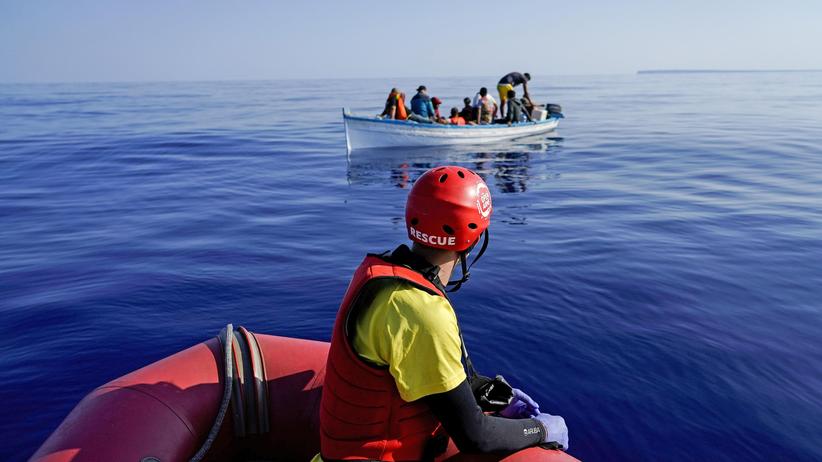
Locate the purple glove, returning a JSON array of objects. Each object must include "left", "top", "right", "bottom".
[
  {"left": 498, "top": 388, "right": 540, "bottom": 418},
  {"left": 534, "top": 412, "right": 569, "bottom": 450}
]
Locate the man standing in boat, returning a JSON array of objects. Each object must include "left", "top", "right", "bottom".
[
  {"left": 498, "top": 72, "right": 532, "bottom": 119},
  {"left": 315, "top": 166, "right": 569, "bottom": 461}
]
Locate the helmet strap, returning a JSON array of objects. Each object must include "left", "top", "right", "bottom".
[
  {"left": 446, "top": 252, "right": 469, "bottom": 292},
  {"left": 446, "top": 229, "right": 489, "bottom": 292}
]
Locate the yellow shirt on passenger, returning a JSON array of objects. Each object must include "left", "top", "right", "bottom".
[{"left": 351, "top": 279, "right": 467, "bottom": 402}]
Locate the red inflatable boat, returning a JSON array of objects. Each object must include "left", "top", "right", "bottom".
[{"left": 31, "top": 326, "right": 579, "bottom": 462}]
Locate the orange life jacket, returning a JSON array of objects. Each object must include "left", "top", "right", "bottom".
[{"left": 396, "top": 94, "right": 408, "bottom": 120}]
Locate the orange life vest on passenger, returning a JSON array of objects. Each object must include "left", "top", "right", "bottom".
[
  {"left": 320, "top": 254, "right": 444, "bottom": 461},
  {"left": 395, "top": 93, "right": 408, "bottom": 120}
]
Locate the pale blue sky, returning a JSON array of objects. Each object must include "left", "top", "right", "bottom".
[{"left": 2, "top": 0, "right": 821, "bottom": 82}]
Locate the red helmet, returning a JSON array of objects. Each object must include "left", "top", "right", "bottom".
[{"left": 405, "top": 166, "right": 492, "bottom": 252}]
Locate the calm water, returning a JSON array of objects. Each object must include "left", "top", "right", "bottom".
[{"left": 2, "top": 74, "right": 822, "bottom": 461}]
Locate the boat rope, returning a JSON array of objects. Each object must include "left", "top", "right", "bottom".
[{"left": 188, "top": 324, "right": 235, "bottom": 462}]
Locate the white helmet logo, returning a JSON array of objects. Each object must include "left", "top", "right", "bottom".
[{"left": 476, "top": 183, "right": 491, "bottom": 218}]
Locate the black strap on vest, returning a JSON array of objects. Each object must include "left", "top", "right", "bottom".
[{"left": 375, "top": 245, "right": 447, "bottom": 291}]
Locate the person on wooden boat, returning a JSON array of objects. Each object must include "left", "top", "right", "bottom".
[
  {"left": 498, "top": 72, "right": 532, "bottom": 119},
  {"left": 315, "top": 166, "right": 569, "bottom": 462},
  {"left": 448, "top": 107, "right": 466, "bottom": 125},
  {"left": 431, "top": 97, "right": 449, "bottom": 124},
  {"left": 472, "top": 87, "right": 498, "bottom": 124},
  {"left": 380, "top": 88, "right": 408, "bottom": 120},
  {"left": 503, "top": 89, "right": 532, "bottom": 125},
  {"left": 458, "top": 97, "right": 476, "bottom": 124},
  {"left": 520, "top": 96, "right": 536, "bottom": 119},
  {"left": 408, "top": 85, "right": 436, "bottom": 124}
]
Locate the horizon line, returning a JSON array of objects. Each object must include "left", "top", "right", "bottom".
[
  {"left": 0, "top": 72, "right": 634, "bottom": 86},
  {"left": 638, "top": 68, "right": 822, "bottom": 74}
]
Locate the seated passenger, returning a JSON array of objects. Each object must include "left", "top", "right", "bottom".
[
  {"left": 472, "top": 87, "right": 498, "bottom": 124},
  {"left": 520, "top": 97, "right": 535, "bottom": 119},
  {"left": 408, "top": 85, "right": 435, "bottom": 124},
  {"left": 504, "top": 89, "right": 531, "bottom": 125},
  {"left": 458, "top": 97, "right": 474, "bottom": 122},
  {"left": 448, "top": 107, "right": 466, "bottom": 125},
  {"left": 431, "top": 97, "right": 449, "bottom": 124},
  {"left": 380, "top": 88, "right": 408, "bottom": 120}
]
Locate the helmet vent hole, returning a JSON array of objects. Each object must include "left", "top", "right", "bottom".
[
  {"left": 439, "top": 174, "right": 448, "bottom": 183},
  {"left": 457, "top": 170, "right": 465, "bottom": 178},
  {"left": 443, "top": 225, "right": 455, "bottom": 235},
  {"left": 411, "top": 217, "right": 419, "bottom": 226},
  {"left": 468, "top": 223, "right": 477, "bottom": 229}
]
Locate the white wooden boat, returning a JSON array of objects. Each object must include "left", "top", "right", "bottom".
[{"left": 343, "top": 108, "right": 561, "bottom": 151}]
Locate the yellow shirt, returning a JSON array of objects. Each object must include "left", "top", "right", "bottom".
[
  {"left": 351, "top": 279, "right": 467, "bottom": 402},
  {"left": 311, "top": 280, "right": 466, "bottom": 462}
]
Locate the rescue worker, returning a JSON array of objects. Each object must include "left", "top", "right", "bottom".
[
  {"left": 497, "top": 72, "right": 532, "bottom": 119},
  {"left": 314, "top": 166, "right": 569, "bottom": 462}
]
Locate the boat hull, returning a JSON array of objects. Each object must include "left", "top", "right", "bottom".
[
  {"left": 30, "top": 331, "right": 579, "bottom": 462},
  {"left": 343, "top": 109, "right": 560, "bottom": 151}
]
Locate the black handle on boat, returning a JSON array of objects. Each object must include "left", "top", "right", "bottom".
[{"left": 188, "top": 324, "right": 235, "bottom": 462}]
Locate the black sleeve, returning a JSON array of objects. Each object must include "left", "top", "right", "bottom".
[{"left": 422, "top": 379, "right": 544, "bottom": 454}]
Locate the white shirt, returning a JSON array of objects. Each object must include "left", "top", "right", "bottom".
[{"left": 472, "top": 93, "right": 497, "bottom": 108}]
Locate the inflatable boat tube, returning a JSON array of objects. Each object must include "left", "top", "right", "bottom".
[{"left": 30, "top": 327, "right": 579, "bottom": 462}]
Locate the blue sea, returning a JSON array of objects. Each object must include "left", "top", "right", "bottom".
[{"left": 2, "top": 74, "right": 821, "bottom": 461}]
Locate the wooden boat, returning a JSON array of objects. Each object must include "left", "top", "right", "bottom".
[
  {"left": 31, "top": 325, "right": 579, "bottom": 462},
  {"left": 343, "top": 108, "right": 561, "bottom": 151}
]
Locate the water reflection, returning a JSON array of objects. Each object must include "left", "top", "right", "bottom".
[{"left": 346, "top": 137, "right": 560, "bottom": 193}]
